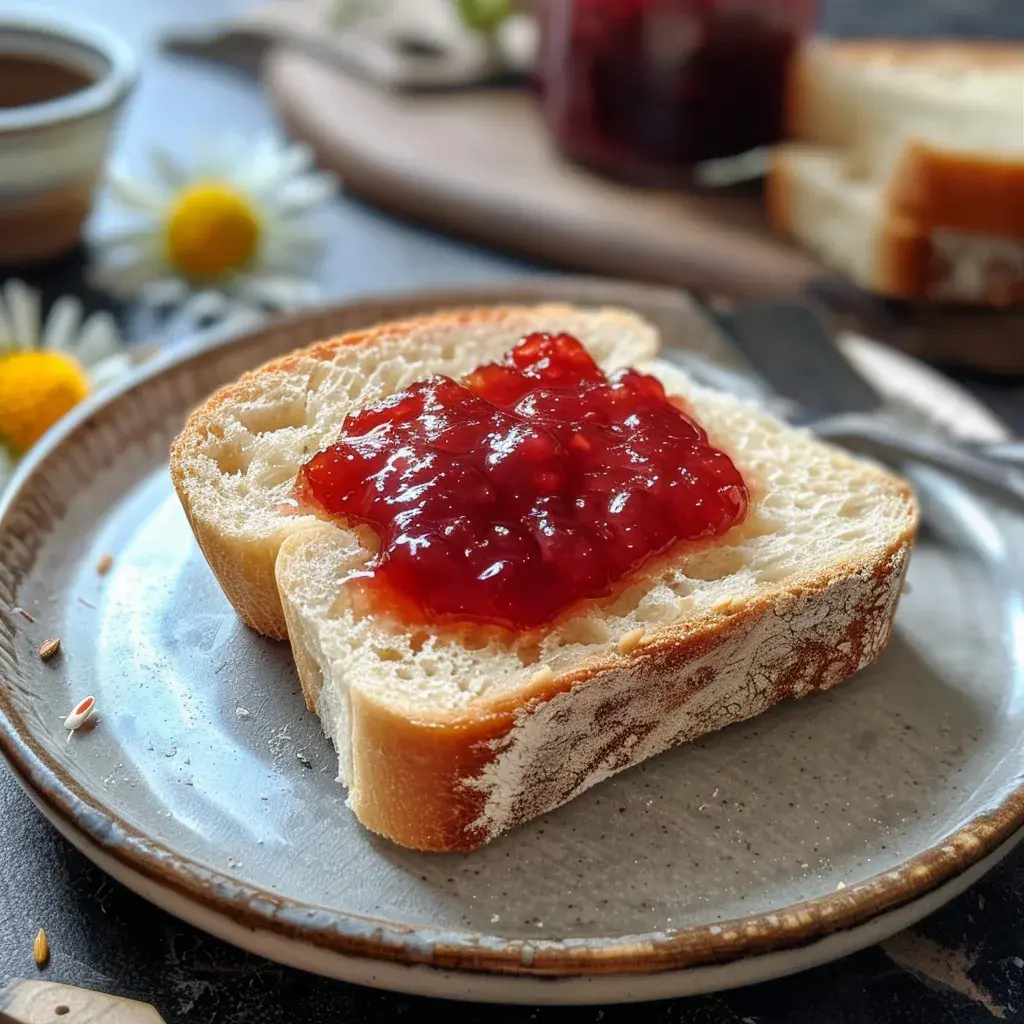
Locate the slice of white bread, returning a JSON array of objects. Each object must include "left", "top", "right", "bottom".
[
  {"left": 172, "top": 305, "right": 917, "bottom": 851},
  {"left": 778, "top": 40, "right": 1024, "bottom": 303},
  {"left": 768, "top": 143, "right": 1024, "bottom": 306},
  {"left": 788, "top": 40, "right": 1024, "bottom": 183}
]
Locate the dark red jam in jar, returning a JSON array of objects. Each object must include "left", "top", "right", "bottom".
[
  {"left": 537, "top": 0, "right": 818, "bottom": 184},
  {"left": 298, "top": 334, "right": 748, "bottom": 631}
]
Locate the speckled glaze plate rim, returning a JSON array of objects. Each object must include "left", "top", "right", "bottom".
[{"left": 1, "top": 277, "right": 1021, "bottom": 995}]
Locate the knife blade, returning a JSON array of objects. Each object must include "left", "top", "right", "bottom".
[
  {"left": 693, "top": 297, "right": 1024, "bottom": 508},
  {"left": 703, "top": 298, "right": 882, "bottom": 421}
]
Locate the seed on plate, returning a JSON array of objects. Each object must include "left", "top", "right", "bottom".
[
  {"left": 38, "top": 638, "right": 61, "bottom": 661},
  {"left": 33, "top": 928, "right": 49, "bottom": 966},
  {"left": 96, "top": 553, "right": 114, "bottom": 575},
  {"left": 14, "top": 606, "right": 35, "bottom": 623},
  {"left": 63, "top": 696, "right": 95, "bottom": 731}
]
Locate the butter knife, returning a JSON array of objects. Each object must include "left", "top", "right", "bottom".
[{"left": 695, "top": 298, "right": 1024, "bottom": 504}]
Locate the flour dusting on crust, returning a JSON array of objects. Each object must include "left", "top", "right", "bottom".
[{"left": 467, "top": 546, "right": 909, "bottom": 843}]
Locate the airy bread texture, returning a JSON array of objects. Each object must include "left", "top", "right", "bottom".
[
  {"left": 774, "top": 40, "right": 1024, "bottom": 304},
  {"left": 172, "top": 305, "right": 917, "bottom": 851}
]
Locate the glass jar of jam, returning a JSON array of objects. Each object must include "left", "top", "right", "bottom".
[{"left": 536, "top": 0, "right": 819, "bottom": 185}]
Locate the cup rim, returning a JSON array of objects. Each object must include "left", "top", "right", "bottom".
[{"left": 0, "top": 8, "right": 137, "bottom": 133}]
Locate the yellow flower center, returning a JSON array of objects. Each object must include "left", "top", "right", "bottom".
[
  {"left": 165, "top": 182, "right": 261, "bottom": 279},
  {"left": 0, "top": 350, "right": 90, "bottom": 454}
]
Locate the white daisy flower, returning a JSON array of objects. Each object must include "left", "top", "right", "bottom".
[
  {"left": 92, "top": 135, "right": 337, "bottom": 327},
  {"left": 0, "top": 279, "right": 135, "bottom": 456}
]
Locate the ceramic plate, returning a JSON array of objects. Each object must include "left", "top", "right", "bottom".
[{"left": 2, "top": 280, "right": 1023, "bottom": 1004}]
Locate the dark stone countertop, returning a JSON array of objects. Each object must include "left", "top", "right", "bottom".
[{"left": 3, "top": 1, "right": 1024, "bottom": 1021}]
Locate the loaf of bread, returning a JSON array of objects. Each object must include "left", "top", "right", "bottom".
[{"left": 171, "top": 305, "right": 917, "bottom": 851}]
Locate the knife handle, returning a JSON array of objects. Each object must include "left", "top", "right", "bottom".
[{"left": 0, "top": 980, "right": 165, "bottom": 1024}]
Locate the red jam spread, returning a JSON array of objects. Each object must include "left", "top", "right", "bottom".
[{"left": 298, "top": 333, "right": 748, "bottom": 631}]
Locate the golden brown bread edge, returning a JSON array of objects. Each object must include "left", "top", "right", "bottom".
[
  {"left": 281, "top": 533, "right": 915, "bottom": 852},
  {"left": 887, "top": 142, "right": 1024, "bottom": 240},
  {"left": 173, "top": 307, "right": 917, "bottom": 852}
]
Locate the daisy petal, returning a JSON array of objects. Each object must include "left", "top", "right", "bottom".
[
  {"left": 91, "top": 257, "right": 171, "bottom": 300},
  {"left": 140, "top": 278, "right": 190, "bottom": 307},
  {"left": 75, "top": 312, "right": 123, "bottom": 368},
  {"left": 247, "top": 142, "right": 315, "bottom": 196},
  {"left": 42, "top": 296, "right": 84, "bottom": 352},
  {"left": 180, "top": 290, "right": 231, "bottom": 325},
  {"left": 4, "top": 279, "right": 40, "bottom": 348},
  {"left": 149, "top": 144, "right": 190, "bottom": 189},
  {"left": 275, "top": 173, "right": 338, "bottom": 213},
  {"left": 106, "top": 168, "right": 167, "bottom": 212},
  {"left": 236, "top": 275, "right": 320, "bottom": 310},
  {"left": 94, "top": 226, "right": 165, "bottom": 252},
  {"left": 88, "top": 352, "right": 135, "bottom": 391}
]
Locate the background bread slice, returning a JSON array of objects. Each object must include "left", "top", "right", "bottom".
[
  {"left": 786, "top": 40, "right": 1024, "bottom": 251},
  {"left": 788, "top": 40, "right": 1024, "bottom": 172},
  {"left": 171, "top": 305, "right": 658, "bottom": 639},
  {"left": 767, "top": 144, "right": 929, "bottom": 299},
  {"left": 175, "top": 307, "right": 916, "bottom": 851},
  {"left": 767, "top": 143, "right": 1024, "bottom": 306}
]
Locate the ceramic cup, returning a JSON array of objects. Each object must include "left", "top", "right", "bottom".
[{"left": 0, "top": 9, "right": 136, "bottom": 266}]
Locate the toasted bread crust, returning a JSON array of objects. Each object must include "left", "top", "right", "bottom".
[
  {"left": 281, "top": 529, "right": 914, "bottom": 852},
  {"left": 888, "top": 141, "right": 1024, "bottom": 238}
]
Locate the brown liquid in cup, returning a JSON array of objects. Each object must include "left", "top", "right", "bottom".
[
  {"left": 0, "top": 53, "right": 100, "bottom": 265},
  {"left": 0, "top": 53, "right": 94, "bottom": 108}
]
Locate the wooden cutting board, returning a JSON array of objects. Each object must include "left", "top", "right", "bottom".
[
  {"left": 264, "top": 48, "right": 816, "bottom": 300},
  {"left": 264, "top": 46, "right": 1024, "bottom": 374}
]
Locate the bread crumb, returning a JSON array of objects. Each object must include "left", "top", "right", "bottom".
[
  {"left": 836, "top": 881, "right": 847, "bottom": 890},
  {"left": 13, "top": 606, "right": 35, "bottom": 623},
  {"left": 529, "top": 665, "right": 555, "bottom": 687},
  {"left": 712, "top": 596, "right": 735, "bottom": 614},
  {"left": 96, "top": 553, "right": 114, "bottom": 575},
  {"left": 617, "top": 627, "right": 646, "bottom": 655}
]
